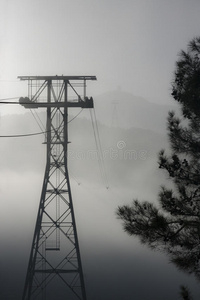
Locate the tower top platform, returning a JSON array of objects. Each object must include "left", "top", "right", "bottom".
[
  {"left": 18, "top": 75, "right": 96, "bottom": 109},
  {"left": 18, "top": 75, "right": 97, "bottom": 81}
]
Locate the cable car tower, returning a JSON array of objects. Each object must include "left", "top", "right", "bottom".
[{"left": 19, "top": 75, "right": 96, "bottom": 300}]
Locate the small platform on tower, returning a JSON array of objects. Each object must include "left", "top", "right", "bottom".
[{"left": 18, "top": 75, "right": 97, "bottom": 109}]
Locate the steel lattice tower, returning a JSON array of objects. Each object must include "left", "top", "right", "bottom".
[{"left": 19, "top": 76, "right": 96, "bottom": 300}]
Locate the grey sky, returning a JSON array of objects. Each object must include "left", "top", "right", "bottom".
[{"left": 1, "top": 0, "right": 200, "bottom": 104}]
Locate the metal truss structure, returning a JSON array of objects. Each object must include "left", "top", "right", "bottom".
[{"left": 19, "top": 76, "right": 96, "bottom": 300}]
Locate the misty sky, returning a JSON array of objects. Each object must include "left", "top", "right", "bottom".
[
  {"left": 1, "top": 1, "right": 200, "bottom": 300},
  {"left": 1, "top": 0, "right": 200, "bottom": 106}
]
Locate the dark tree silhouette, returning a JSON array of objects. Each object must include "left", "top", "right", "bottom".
[
  {"left": 117, "top": 37, "right": 200, "bottom": 280},
  {"left": 180, "top": 286, "right": 193, "bottom": 300}
]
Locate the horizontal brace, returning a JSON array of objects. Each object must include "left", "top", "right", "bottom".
[
  {"left": 20, "top": 101, "right": 82, "bottom": 108},
  {"left": 45, "top": 248, "right": 60, "bottom": 251},
  {"left": 35, "top": 269, "right": 78, "bottom": 273},
  {"left": 42, "top": 222, "right": 72, "bottom": 224},
  {"left": 42, "top": 142, "right": 64, "bottom": 146},
  {"left": 19, "top": 97, "right": 93, "bottom": 109},
  {"left": 49, "top": 162, "right": 65, "bottom": 166},
  {"left": 46, "top": 189, "right": 68, "bottom": 194},
  {"left": 42, "top": 142, "right": 66, "bottom": 145}
]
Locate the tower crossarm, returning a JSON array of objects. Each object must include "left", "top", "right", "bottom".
[
  {"left": 18, "top": 75, "right": 96, "bottom": 109},
  {"left": 18, "top": 75, "right": 96, "bottom": 81},
  {"left": 19, "top": 97, "right": 94, "bottom": 108}
]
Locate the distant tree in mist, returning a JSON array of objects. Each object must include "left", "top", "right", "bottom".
[{"left": 117, "top": 37, "right": 200, "bottom": 281}]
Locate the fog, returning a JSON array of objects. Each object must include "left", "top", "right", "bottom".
[{"left": 0, "top": 92, "right": 199, "bottom": 299}]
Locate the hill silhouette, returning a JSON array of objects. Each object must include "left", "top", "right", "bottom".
[{"left": 94, "top": 90, "right": 177, "bottom": 133}]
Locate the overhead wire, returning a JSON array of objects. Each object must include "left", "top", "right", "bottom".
[
  {"left": 0, "top": 130, "right": 49, "bottom": 138},
  {"left": 30, "top": 110, "right": 46, "bottom": 132},
  {"left": 70, "top": 173, "right": 81, "bottom": 186},
  {"left": 89, "top": 107, "right": 109, "bottom": 189},
  {"left": 0, "top": 98, "right": 83, "bottom": 125},
  {"left": 68, "top": 109, "right": 83, "bottom": 123},
  {"left": 0, "top": 97, "right": 46, "bottom": 137},
  {"left": 0, "top": 79, "right": 19, "bottom": 82},
  {"left": 0, "top": 105, "right": 84, "bottom": 138},
  {"left": 0, "top": 97, "right": 20, "bottom": 101},
  {"left": 0, "top": 97, "right": 108, "bottom": 187},
  {"left": 0, "top": 95, "right": 108, "bottom": 190},
  {"left": 30, "top": 80, "right": 46, "bottom": 133}
]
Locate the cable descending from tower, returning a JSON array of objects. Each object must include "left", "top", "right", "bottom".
[
  {"left": 89, "top": 107, "right": 109, "bottom": 189},
  {"left": 0, "top": 105, "right": 84, "bottom": 138}
]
